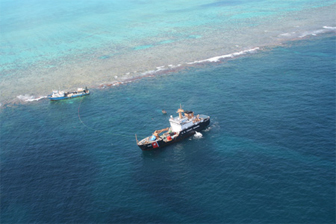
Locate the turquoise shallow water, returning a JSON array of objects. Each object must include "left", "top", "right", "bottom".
[
  {"left": 1, "top": 35, "right": 335, "bottom": 223},
  {"left": 0, "top": 0, "right": 335, "bottom": 104}
]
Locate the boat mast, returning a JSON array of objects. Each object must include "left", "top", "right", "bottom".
[{"left": 177, "top": 104, "right": 184, "bottom": 119}]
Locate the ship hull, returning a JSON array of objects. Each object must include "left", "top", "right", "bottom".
[{"left": 138, "top": 117, "right": 210, "bottom": 150}]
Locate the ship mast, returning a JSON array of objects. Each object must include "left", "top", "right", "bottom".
[{"left": 177, "top": 104, "right": 184, "bottom": 119}]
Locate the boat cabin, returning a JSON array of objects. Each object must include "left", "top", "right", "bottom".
[{"left": 169, "top": 109, "right": 196, "bottom": 133}]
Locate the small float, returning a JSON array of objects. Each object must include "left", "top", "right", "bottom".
[
  {"left": 136, "top": 106, "right": 210, "bottom": 150},
  {"left": 47, "top": 87, "right": 90, "bottom": 101}
]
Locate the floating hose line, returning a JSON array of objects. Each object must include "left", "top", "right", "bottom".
[{"left": 77, "top": 98, "right": 131, "bottom": 137}]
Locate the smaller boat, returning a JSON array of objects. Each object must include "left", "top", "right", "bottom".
[{"left": 48, "top": 87, "right": 90, "bottom": 101}]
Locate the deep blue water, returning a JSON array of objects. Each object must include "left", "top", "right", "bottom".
[{"left": 1, "top": 35, "right": 335, "bottom": 223}]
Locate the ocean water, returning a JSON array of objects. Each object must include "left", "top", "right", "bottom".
[
  {"left": 1, "top": 0, "right": 336, "bottom": 223},
  {"left": 1, "top": 33, "right": 335, "bottom": 223},
  {"left": 0, "top": 0, "right": 335, "bottom": 105}
]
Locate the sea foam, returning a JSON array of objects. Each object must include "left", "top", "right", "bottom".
[
  {"left": 17, "top": 95, "right": 47, "bottom": 102},
  {"left": 323, "top": 26, "right": 336, "bottom": 30},
  {"left": 299, "top": 26, "right": 336, "bottom": 38},
  {"left": 187, "top": 47, "right": 260, "bottom": 64}
]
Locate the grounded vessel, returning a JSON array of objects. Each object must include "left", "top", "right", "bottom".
[
  {"left": 136, "top": 106, "right": 210, "bottom": 150},
  {"left": 48, "top": 87, "right": 90, "bottom": 101}
]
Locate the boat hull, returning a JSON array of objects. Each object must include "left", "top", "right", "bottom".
[
  {"left": 138, "top": 117, "right": 210, "bottom": 150},
  {"left": 48, "top": 92, "right": 90, "bottom": 101}
]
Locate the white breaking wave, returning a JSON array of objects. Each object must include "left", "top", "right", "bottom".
[
  {"left": 187, "top": 47, "right": 260, "bottom": 64},
  {"left": 280, "top": 33, "right": 292, "bottom": 37},
  {"left": 279, "top": 32, "right": 297, "bottom": 37},
  {"left": 137, "top": 48, "right": 260, "bottom": 78},
  {"left": 323, "top": 26, "right": 336, "bottom": 30},
  {"left": 140, "top": 64, "right": 183, "bottom": 76},
  {"left": 299, "top": 26, "right": 336, "bottom": 38},
  {"left": 194, "top": 131, "right": 203, "bottom": 138},
  {"left": 17, "top": 95, "right": 47, "bottom": 102}
]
